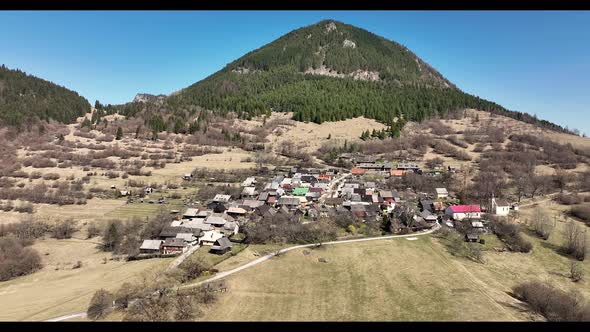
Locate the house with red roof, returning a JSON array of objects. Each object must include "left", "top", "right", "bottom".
[
  {"left": 445, "top": 204, "right": 482, "bottom": 221},
  {"left": 351, "top": 167, "right": 365, "bottom": 176}
]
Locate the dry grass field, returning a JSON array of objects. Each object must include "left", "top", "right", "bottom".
[
  {"left": 198, "top": 236, "right": 524, "bottom": 321},
  {"left": 0, "top": 237, "right": 171, "bottom": 321},
  {"left": 188, "top": 200, "right": 589, "bottom": 322}
]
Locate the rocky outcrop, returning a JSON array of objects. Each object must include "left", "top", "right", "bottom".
[
  {"left": 343, "top": 39, "right": 356, "bottom": 48},
  {"left": 325, "top": 21, "right": 337, "bottom": 33},
  {"left": 231, "top": 66, "right": 258, "bottom": 74},
  {"left": 133, "top": 93, "right": 166, "bottom": 104},
  {"left": 304, "top": 65, "right": 380, "bottom": 82}
]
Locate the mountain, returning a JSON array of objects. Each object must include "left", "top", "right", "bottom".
[
  {"left": 0, "top": 65, "right": 91, "bottom": 128},
  {"left": 156, "top": 19, "right": 570, "bottom": 135}
]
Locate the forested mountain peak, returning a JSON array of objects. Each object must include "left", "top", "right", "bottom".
[
  {"left": 162, "top": 20, "right": 573, "bottom": 135},
  {"left": 223, "top": 19, "right": 455, "bottom": 88}
]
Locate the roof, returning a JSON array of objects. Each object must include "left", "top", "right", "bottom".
[
  {"left": 305, "top": 192, "right": 321, "bottom": 198},
  {"left": 241, "top": 187, "right": 257, "bottom": 196},
  {"left": 258, "top": 192, "right": 269, "bottom": 201},
  {"left": 448, "top": 205, "right": 481, "bottom": 213},
  {"left": 183, "top": 219, "right": 213, "bottom": 231},
  {"left": 176, "top": 233, "right": 196, "bottom": 242},
  {"left": 205, "top": 215, "right": 227, "bottom": 225},
  {"left": 390, "top": 170, "right": 406, "bottom": 177},
  {"left": 277, "top": 196, "right": 301, "bottom": 206},
  {"left": 170, "top": 220, "right": 183, "bottom": 227},
  {"left": 213, "top": 194, "right": 231, "bottom": 202},
  {"left": 227, "top": 207, "right": 247, "bottom": 214},
  {"left": 183, "top": 208, "right": 199, "bottom": 218},
  {"left": 200, "top": 230, "right": 224, "bottom": 243},
  {"left": 211, "top": 237, "right": 232, "bottom": 250},
  {"left": 325, "top": 197, "right": 344, "bottom": 205},
  {"left": 243, "top": 199, "right": 264, "bottom": 208},
  {"left": 159, "top": 226, "right": 192, "bottom": 238},
  {"left": 435, "top": 188, "right": 449, "bottom": 195},
  {"left": 140, "top": 239, "right": 162, "bottom": 250},
  {"left": 351, "top": 168, "right": 366, "bottom": 175},
  {"left": 292, "top": 187, "right": 309, "bottom": 196},
  {"left": 241, "top": 177, "right": 256, "bottom": 187},
  {"left": 163, "top": 238, "right": 187, "bottom": 247},
  {"left": 196, "top": 210, "right": 211, "bottom": 218},
  {"left": 380, "top": 190, "right": 393, "bottom": 198},
  {"left": 420, "top": 210, "right": 437, "bottom": 220}
]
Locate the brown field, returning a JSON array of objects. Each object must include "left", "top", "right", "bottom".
[
  {"left": 0, "top": 237, "right": 171, "bottom": 321},
  {"left": 255, "top": 113, "right": 387, "bottom": 153}
]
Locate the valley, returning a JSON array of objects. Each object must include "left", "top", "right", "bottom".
[{"left": 0, "top": 17, "right": 589, "bottom": 323}]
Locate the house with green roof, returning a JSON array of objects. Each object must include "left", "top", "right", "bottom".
[{"left": 292, "top": 187, "right": 309, "bottom": 196}]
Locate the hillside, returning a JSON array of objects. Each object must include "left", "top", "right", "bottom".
[
  {"left": 0, "top": 65, "right": 91, "bottom": 128},
  {"left": 158, "top": 19, "right": 571, "bottom": 136}
]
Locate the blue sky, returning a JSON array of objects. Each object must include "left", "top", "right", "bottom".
[{"left": 1, "top": 11, "right": 589, "bottom": 134}]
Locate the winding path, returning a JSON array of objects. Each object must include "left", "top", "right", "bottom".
[{"left": 46, "top": 223, "right": 439, "bottom": 322}]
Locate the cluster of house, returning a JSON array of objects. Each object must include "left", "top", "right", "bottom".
[
  {"left": 239, "top": 168, "right": 341, "bottom": 214},
  {"left": 137, "top": 161, "right": 518, "bottom": 256},
  {"left": 139, "top": 195, "right": 240, "bottom": 256},
  {"left": 349, "top": 157, "right": 459, "bottom": 178}
]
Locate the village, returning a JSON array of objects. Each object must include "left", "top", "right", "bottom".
[{"left": 131, "top": 156, "right": 517, "bottom": 260}]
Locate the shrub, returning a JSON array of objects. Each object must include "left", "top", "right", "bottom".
[
  {"left": 570, "top": 205, "right": 590, "bottom": 224},
  {"left": 563, "top": 222, "right": 587, "bottom": 261},
  {"left": 14, "top": 202, "right": 34, "bottom": 214},
  {"left": 87, "top": 222, "right": 101, "bottom": 239},
  {"left": 178, "top": 256, "right": 208, "bottom": 283},
  {"left": 29, "top": 171, "right": 43, "bottom": 179},
  {"left": 530, "top": 209, "right": 555, "bottom": 240},
  {"left": 11, "top": 170, "right": 29, "bottom": 178},
  {"left": 31, "top": 157, "right": 57, "bottom": 168},
  {"left": 0, "top": 236, "right": 43, "bottom": 281},
  {"left": 0, "top": 201, "right": 14, "bottom": 212},
  {"left": 557, "top": 194, "right": 582, "bottom": 205},
  {"left": 491, "top": 219, "right": 532, "bottom": 253},
  {"left": 51, "top": 219, "right": 77, "bottom": 239},
  {"left": 570, "top": 261, "right": 584, "bottom": 282},
  {"left": 105, "top": 171, "right": 119, "bottom": 179},
  {"left": 42, "top": 173, "right": 60, "bottom": 181},
  {"left": 72, "top": 260, "right": 83, "bottom": 269},
  {"left": 87, "top": 289, "right": 114, "bottom": 320},
  {"left": 512, "top": 281, "right": 590, "bottom": 321}
]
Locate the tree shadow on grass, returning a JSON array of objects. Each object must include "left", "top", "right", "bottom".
[{"left": 538, "top": 240, "right": 572, "bottom": 260}]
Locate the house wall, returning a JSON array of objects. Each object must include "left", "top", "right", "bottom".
[
  {"left": 162, "top": 246, "right": 185, "bottom": 254},
  {"left": 495, "top": 206, "right": 510, "bottom": 216}
]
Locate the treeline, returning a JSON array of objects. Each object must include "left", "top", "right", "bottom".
[
  {"left": 169, "top": 68, "right": 503, "bottom": 125},
  {"left": 0, "top": 65, "right": 90, "bottom": 128}
]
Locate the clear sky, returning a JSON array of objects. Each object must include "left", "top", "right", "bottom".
[{"left": 1, "top": 11, "right": 589, "bottom": 134}]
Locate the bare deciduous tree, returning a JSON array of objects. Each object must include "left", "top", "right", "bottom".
[
  {"left": 563, "top": 222, "right": 587, "bottom": 261},
  {"left": 530, "top": 209, "right": 556, "bottom": 240},
  {"left": 87, "top": 289, "right": 114, "bottom": 320}
]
